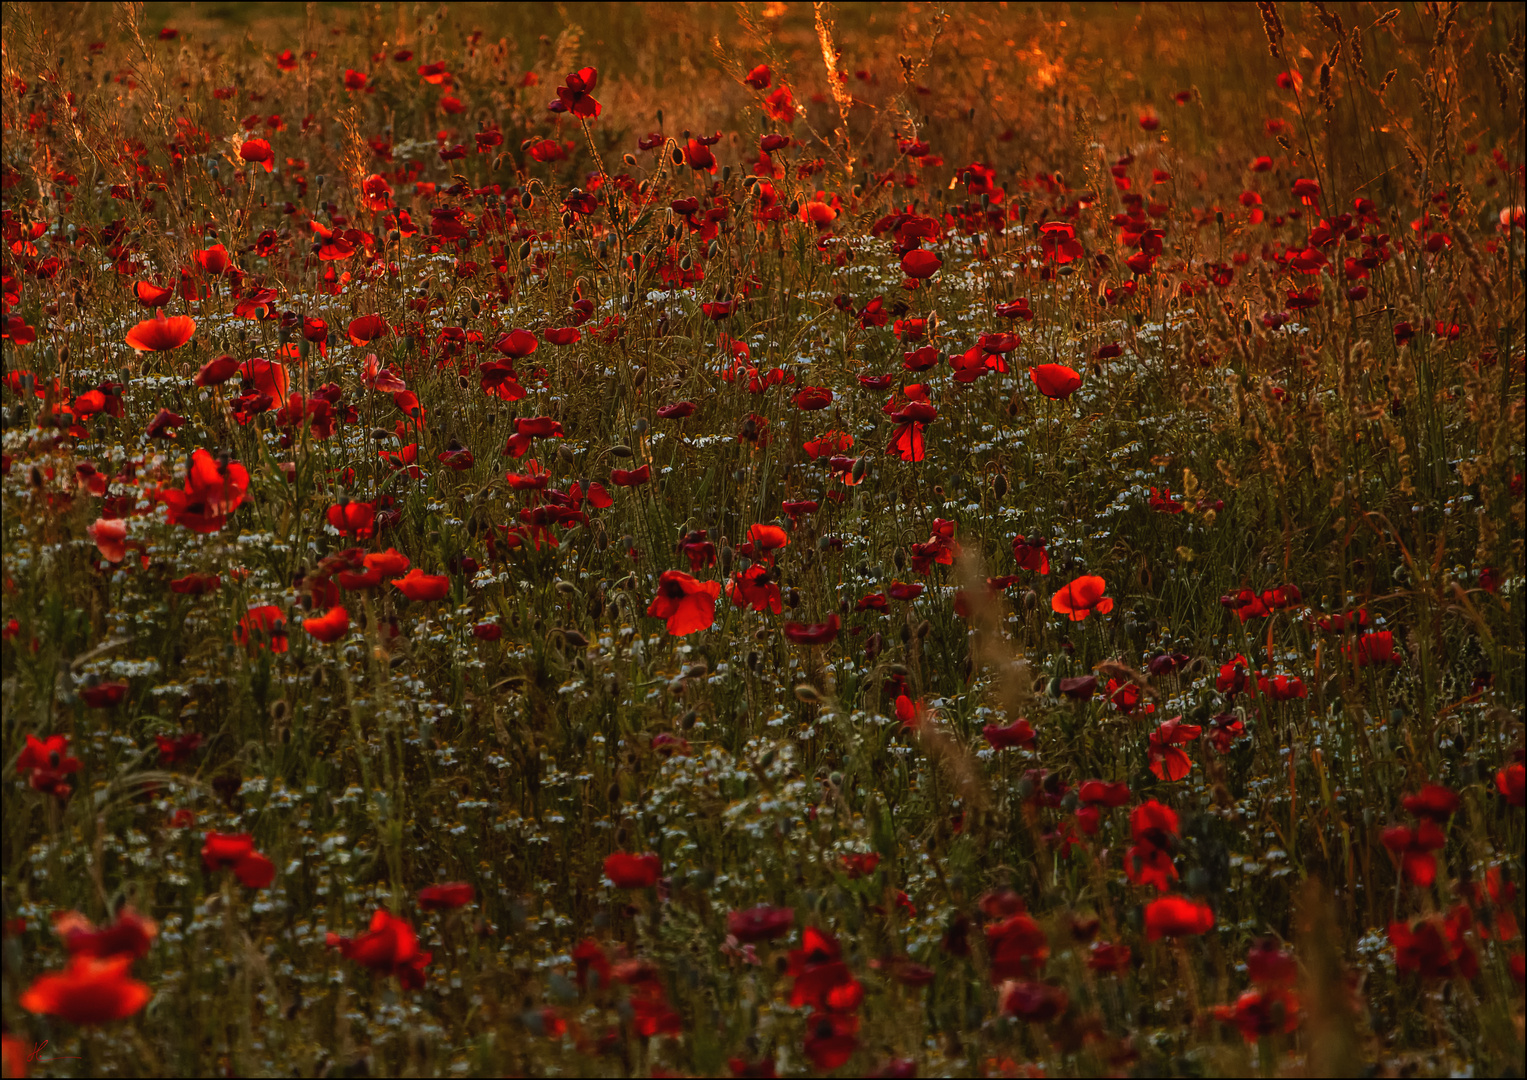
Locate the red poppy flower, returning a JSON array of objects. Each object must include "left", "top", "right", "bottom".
[
  {"left": 1348, "top": 629, "right": 1401, "bottom": 667},
  {"left": 159, "top": 449, "right": 250, "bottom": 534},
  {"left": 236, "top": 605, "right": 287, "bottom": 653},
  {"left": 194, "top": 354, "right": 239, "bottom": 387},
  {"left": 495, "top": 328, "right": 539, "bottom": 357},
  {"left": 1010, "top": 535, "right": 1050, "bottom": 575},
  {"left": 17, "top": 733, "right": 82, "bottom": 800},
  {"left": 154, "top": 731, "right": 203, "bottom": 763},
  {"left": 986, "top": 912, "right": 1050, "bottom": 981},
  {"left": 87, "top": 518, "right": 127, "bottom": 563},
  {"left": 1144, "top": 896, "right": 1214, "bottom": 939},
  {"left": 79, "top": 681, "right": 128, "bottom": 708},
  {"left": 900, "top": 249, "right": 942, "bottom": 279},
  {"left": 783, "top": 612, "right": 840, "bottom": 645},
  {"left": 1000, "top": 980, "right": 1069, "bottom": 1022},
  {"left": 303, "top": 605, "right": 349, "bottom": 643},
  {"left": 744, "top": 63, "right": 771, "bottom": 89},
  {"left": 133, "top": 280, "right": 174, "bottom": 307},
  {"left": 1497, "top": 762, "right": 1525, "bottom": 807},
  {"left": 728, "top": 565, "right": 782, "bottom": 614},
  {"left": 20, "top": 955, "right": 152, "bottom": 1024},
  {"left": 803, "top": 1011, "right": 860, "bottom": 1071},
  {"left": 793, "top": 386, "right": 833, "bottom": 410},
  {"left": 239, "top": 138, "right": 274, "bottom": 172},
  {"left": 326, "top": 500, "right": 375, "bottom": 537},
  {"left": 1389, "top": 906, "right": 1477, "bottom": 980},
  {"left": 610, "top": 464, "right": 651, "bottom": 487},
  {"left": 327, "top": 910, "right": 431, "bottom": 988},
  {"left": 347, "top": 313, "right": 391, "bottom": 347},
  {"left": 1148, "top": 717, "right": 1201, "bottom": 781},
  {"left": 1213, "top": 987, "right": 1301, "bottom": 1042},
  {"left": 55, "top": 907, "right": 157, "bottom": 961},
  {"left": 556, "top": 66, "right": 601, "bottom": 117},
  {"left": 125, "top": 313, "right": 195, "bottom": 352},
  {"left": 1051, "top": 575, "right": 1112, "bottom": 621},
  {"left": 366, "top": 549, "right": 411, "bottom": 576},
  {"left": 982, "top": 718, "right": 1036, "bottom": 750},
  {"left": 419, "top": 882, "right": 475, "bottom": 910},
  {"left": 1078, "top": 780, "right": 1131, "bottom": 807},
  {"left": 647, "top": 570, "right": 720, "bottom": 635},
  {"left": 391, "top": 568, "right": 450, "bottom": 601},
  {"left": 728, "top": 905, "right": 794, "bottom": 943},
  {"left": 603, "top": 851, "right": 661, "bottom": 888},
  {"left": 1381, "top": 820, "right": 1447, "bottom": 886},
  {"left": 1029, "top": 363, "right": 1082, "bottom": 399}
]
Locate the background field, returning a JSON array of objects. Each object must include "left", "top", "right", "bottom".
[{"left": 1, "top": 2, "right": 1523, "bottom": 1077}]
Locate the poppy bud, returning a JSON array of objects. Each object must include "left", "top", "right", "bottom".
[
  {"left": 595, "top": 531, "right": 609, "bottom": 551},
  {"left": 671, "top": 148, "right": 684, "bottom": 166},
  {"left": 788, "top": 200, "right": 800, "bottom": 216},
  {"left": 706, "top": 240, "right": 718, "bottom": 260},
  {"left": 520, "top": 192, "right": 533, "bottom": 209},
  {"left": 470, "top": 296, "right": 481, "bottom": 316},
  {"left": 851, "top": 456, "right": 868, "bottom": 482},
  {"left": 680, "top": 709, "right": 697, "bottom": 729},
  {"left": 794, "top": 683, "right": 821, "bottom": 703},
  {"left": 680, "top": 254, "right": 693, "bottom": 271},
  {"left": 915, "top": 619, "right": 932, "bottom": 639},
  {"left": 610, "top": 444, "right": 633, "bottom": 458},
  {"left": 632, "top": 251, "right": 643, "bottom": 269},
  {"left": 388, "top": 229, "right": 401, "bottom": 244},
  {"left": 518, "top": 241, "right": 532, "bottom": 259},
  {"left": 894, "top": 548, "right": 906, "bottom": 570},
  {"left": 747, "top": 650, "right": 761, "bottom": 672},
  {"left": 994, "top": 473, "right": 1008, "bottom": 499},
  {"left": 722, "top": 165, "right": 732, "bottom": 182},
  {"left": 623, "top": 153, "right": 637, "bottom": 167},
  {"left": 720, "top": 546, "right": 734, "bottom": 573},
  {"left": 865, "top": 632, "right": 883, "bottom": 659},
  {"left": 633, "top": 417, "right": 649, "bottom": 435},
  {"left": 900, "top": 624, "right": 912, "bottom": 643}
]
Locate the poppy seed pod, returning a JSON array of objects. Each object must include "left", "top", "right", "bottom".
[
  {"left": 671, "top": 148, "right": 684, "bottom": 166},
  {"left": 994, "top": 473, "right": 1009, "bottom": 499},
  {"left": 794, "top": 684, "right": 821, "bottom": 703},
  {"left": 894, "top": 548, "right": 907, "bottom": 570},
  {"left": 915, "top": 619, "right": 932, "bottom": 639},
  {"left": 610, "top": 444, "right": 633, "bottom": 458},
  {"left": 520, "top": 192, "right": 533, "bottom": 209}
]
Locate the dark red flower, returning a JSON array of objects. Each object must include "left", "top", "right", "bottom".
[
  {"left": 1144, "top": 896, "right": 1214, "bottom": 939},
  {"left": 729, "top": 905, "right": 794, "bottom": 943},
  {"left": 603, "top": 851, "right": 661, "bottom": 888},
  {"left": 419, "top": 882, "right": 475, "bottom": 910},
  {"left": 783, "top": 612, "right": 840, "bottom": 645},
  {"left": 327, "top": 910, "right": 431, "bottom": 988}
]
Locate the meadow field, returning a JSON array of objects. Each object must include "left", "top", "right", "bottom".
[{"left": 0, "top": 1, "right": 1523, "bottom": 1075}]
